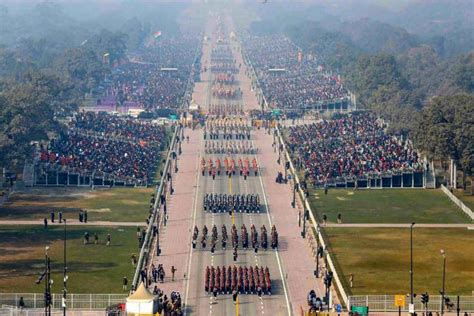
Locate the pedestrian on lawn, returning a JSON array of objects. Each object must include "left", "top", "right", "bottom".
[
  {"left": 84, "top": 232, "right": 89, "bottom": 245},
  {"left": 123, "top": 276, "right": 128, "bottom": 291}
]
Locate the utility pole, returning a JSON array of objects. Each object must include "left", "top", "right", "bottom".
[
  {"left": 63, "top": 219, "right": 68, "bottom": 316},
  {"left": 38, "top": 246, "right": 52, "bottom": 316},
  {"left": 410, "top": 222, "right": 415, "bottom": 316},
  {"left": 440, "top": 249, "right": 446, "bottom": 316}
]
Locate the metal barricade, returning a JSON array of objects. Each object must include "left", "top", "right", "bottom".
[{"left": 349, "top": 295, "right": 474, "bottom": 312}]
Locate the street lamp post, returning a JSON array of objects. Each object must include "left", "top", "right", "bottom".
[
  {"left": 174, "top": 152, "right": 178, "bottom": 173},
  {"left": 168, "top": 172, "right": 174, "bottom": 195},
  {"left": 440, "top": 249, "right": 446, "bottom": 316},
  {"left": 156, "top": 228, "right": 161, "bottom": 256},
  {"left": 315, "top": 225, "right": 321, "bottom": 278},
  {"left": 277, "top": 139, "right": 281, "bottom": 165},
  {"left": 63, "top": 219, "right": 68, "bottom": 316},
  {"left": 36, "top": 246, "right": 51, "bottom": 315},
  {"left": 45, "top": 246, "right": 52, "bottom": 316},
  {"left": 291, "top": 182, "right": 298, "bottom": 208},
  {"left": 410, "top": 222, "right": 415, "bottom": 315},
  {"left": 301, "top": 210, "right": 308, "bottom": 238}
]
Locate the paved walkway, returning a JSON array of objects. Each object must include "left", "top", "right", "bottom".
[
  {"left": 253, "top": 128, "right": 330, "bottom": 314},
  {"left": 323, "top": 223, "right": 474, "bottom": 228},
  {"left": 0, "top": 220, "right": 144, "bottom": 226},
  {"left": 145, "top": 36, "right": 208, "bottom": 294},
  {"left": 147, "top": 128, "right": 202, "bottom": 294}
]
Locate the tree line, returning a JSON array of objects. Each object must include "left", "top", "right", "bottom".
[
  {"left": 248, "top": 12, "right": 473, "bottom": 183},
  {"left": 0, "top": 1, "right": 188, "bottom": 172}
]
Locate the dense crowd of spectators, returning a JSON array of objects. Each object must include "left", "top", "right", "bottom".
[
  {"left": 286, "top": 112, "right": 422, "bottom": 185},
  {"left": 40, "top": 112, "right": 167, "bottom": 184},
  {"left": 243, "top": 35, "right": 349, "bottom": 109},
  {"left": 97, "top": 35, "right": 200, "bottom": 111}
]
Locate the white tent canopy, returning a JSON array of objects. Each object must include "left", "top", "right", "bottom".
[
  {"left": 126, "top": 282, "right": 158, "bottom": 316},
  {"left": 189, "top": 100, "right": 200, "bottom": 111}
]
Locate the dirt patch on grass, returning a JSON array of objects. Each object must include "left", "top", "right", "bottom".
[
  {"left": 86, "top": 208, "right": 111, "bottom": 213},
  {"left": 120, "top": 199, "right": 142, "bottom": 205},
  {"left": 0, "top": 187, "right": 153, "bottom": 222}
]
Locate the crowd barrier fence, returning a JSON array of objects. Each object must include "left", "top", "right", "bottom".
[
  {"left": 349, "top": 295, "right": 474, "bottom": 312},
  {"left": 0, "top": 293, "right": 126, "bottom": 310}
]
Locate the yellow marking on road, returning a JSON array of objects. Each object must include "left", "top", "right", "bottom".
[{"left": 235, "top": 297, "right": 239, "bottom": 316}]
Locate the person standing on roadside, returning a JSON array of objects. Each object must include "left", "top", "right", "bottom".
[{"left": 171, "top": 266, "right": 177, "bottom": 282}]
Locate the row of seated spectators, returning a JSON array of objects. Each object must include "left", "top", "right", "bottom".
[
  {"left": 243, "top": 35, "right": 349, "bottom": 109},
  {"left": 39, "top": 112, "right": 167, "bottom": 184},
  {"left": 100, "top": 64, "right": 188, "bottom": 111},
  {"left": 97, "top": 35, "right": 200, "bottom": 111},
  {"left": 286, "top": 112, "right": 422, "bottom": 185}
]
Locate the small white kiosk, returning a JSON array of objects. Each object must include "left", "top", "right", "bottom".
[{"left": 126, "top": 282, "right": 158, "bottom": 316}]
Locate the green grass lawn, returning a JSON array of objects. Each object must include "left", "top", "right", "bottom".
[
  {"left": 324, "top": 227, "right": 474, "bottom": 295},
  {"left": 453, "top": 189, "right": 474, "bottom": 211},
  {"left": 309, "top": 189, "right": 471, "bottom": 223},
  {"left": 0, "top": 187, "right": 154, "bottom": 222},
  {"left": 0, "top": 225, "right": 141, "bottom": 293}
]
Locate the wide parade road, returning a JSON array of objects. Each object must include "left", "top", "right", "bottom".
[
  {"left": 148, "top": 13, "right": 327, "bottom": 316},
  {"left": 182, "top": 17, "right": 291, "bottom": 316}
]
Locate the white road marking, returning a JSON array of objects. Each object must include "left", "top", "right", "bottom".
[
  {"left": 183, "top": 129, "right": 204, "bottom": 316},
  {"left": 251, "top": 134, "right": 293, "bottom": 316}
]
